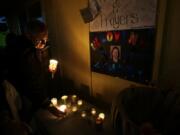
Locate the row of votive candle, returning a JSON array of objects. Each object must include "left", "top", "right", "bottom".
[
  {"left": 81, "top": 110, "right": 106, "bottom": 128},
  {"left": 51, "top": 96, "right": 105, "bottom": 123},
  {"left": 81, "top": 109, "right": 105, "bottom": 120},
  {"left": 51, "top": 95, "right": 82, "bottom": 105},
  {"left": 61, "top": 95, "right": 82, "bottom": 105},
  {"left": 50, "top": 95, "right": 83, "bottom": 113}
]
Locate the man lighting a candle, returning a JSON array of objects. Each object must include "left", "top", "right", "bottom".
[{"left": 6, "top": 19, "right": 52, "bottom": 112}]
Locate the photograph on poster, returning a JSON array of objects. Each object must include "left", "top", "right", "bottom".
[{"left": 90, "top": 28, "right": 155, "bottom": 84}]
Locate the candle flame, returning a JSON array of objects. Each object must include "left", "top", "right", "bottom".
[
  {"left": 51, "top": 98, "right": 58, "bottom": 106},
  {"left": 91, "top": 108, "right": 96, "bottom": 115},
  {"left": 49, "top": 59, "right": 58, "bottom": 72},
  {"left": 98, "top": 113, "right": 105, "bottom": 120},
  {"left": 81, "top": 111, "right": 86, "bottom": 118},
  {"left": 77, "top": 100, "right": 83, "bottom": 106},
  {"left": 61, "top": 95, "right": 68, "bottom": 100},
  {"left": 57, "top": 105, "right": 67, "bottom": 112}
]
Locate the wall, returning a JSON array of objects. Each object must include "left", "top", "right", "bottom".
[
  {"left": 158, "top": 0, "right": 180, "bottom": 90},
  {"left": 42, "top": 0, "right": 91, "bottom": 94},
  {"left": 42, "top": 0, "right": 169, "bottom": 103}
]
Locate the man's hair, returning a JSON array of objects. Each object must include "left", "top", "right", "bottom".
[{"left": 26, "top": 20, "right": 47, "bottom": 35}]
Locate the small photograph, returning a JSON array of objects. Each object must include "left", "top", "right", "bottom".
[
  {"left": 108, "top": 45, "right": 124, "bottom": 75},
  {"left": 110, "top": 45, "right": 121, "bottom": 63}
]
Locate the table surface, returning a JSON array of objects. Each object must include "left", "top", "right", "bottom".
[{"left": 35, "top": 99, "right": 116, "bottom": 135}]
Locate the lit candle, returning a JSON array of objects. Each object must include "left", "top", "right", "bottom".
[
  {"left": 72, "top": 106, "right": 78, "bottom": 112},
  {"left": 81, "top": 111, "right": 86, "bottom": 118},
  {"left": 49, "top": 59, "right": 58, "bottom": 78},
  {"left": 95, "top": 113, "right": 105, "bottom": 131},
  {"left": 91, "top": 108, "right": 96, "bottom": 115},
  {"left": 77, "top": 100, "right": 83, "bottom": 106},
  {"left": 98, "top": 113, "right": 105, "bottom": 120},
  {"left": 61, "top": 95, "right": 68, "bottom": 104},
  {"left": 51, "top": 98, "right": 58, "bottom": 106},
  {"left": 57, "top": 104, "right": 67, "bottom": 113},
  {"left": 72, "top": 95, "right": 77, "bottom": 103}
]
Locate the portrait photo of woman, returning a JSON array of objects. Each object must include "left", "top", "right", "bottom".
[
  {"left": 110, "top": 46, "right": 121, "bottom": 63},
  {"left": 108, "top": 45, "right": 124, "bottom": 75}
]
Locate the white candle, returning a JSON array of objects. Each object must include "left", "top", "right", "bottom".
[
  {"left": 61, "top": 95, "right": 68, "bottom": 103},
  {"left": 51, "top": 98, "right": 58, "bottom": 106},
  {"left": 77, "top": 100, "right": 83, "bottom": 106},
  {"left": 72, "top": 95, "right": 77, "bottom": 102},
  {"left": 91, "top": 108, "right": 96, "bottom": 115},
  {"left": 98, "top": 113, "right": 105, "bottom": 120},
  {"left": 49, "top": 59, "right": 58, "bottom": 72},
  {"left": 57, "top": 104, "right": 67, "bottom": 113},
  {"left": 81, "top": 111, "right": 86, "bottom": 118},
  {"left": 72, "top": 106, "right": 78, "bottom": 112}
]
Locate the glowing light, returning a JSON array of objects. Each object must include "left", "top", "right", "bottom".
[
  {"left": 72, "top": 95, "right": 77, "bottom": 102},
  {"left": 49, "top": 59, "right": 58, "bottom": 72},
  {"left": 81, "top": 111, "right": 86, "bottom": 118},
  {"left": 49, "top": 59, "right": 58, "bottom": 78},
  {"left": 98, "top": 113, "right": 105, "bottom": 120},
  {"left": 72, "top": 106, "right": 78, "bottom": 112},
  {"left": 91, "top": 108, "right": 96, "bottom": 115},
  {"left": 77, "top": 100, "right": 83, "bottom": 106},
  {"left": 61, "top": 95, "right": 68, "bottom": 101},
  {"left": 51, "top": 98, "right": 58, "bottom": 106},
  {"left": 57, "top": 105, "right": 67, "bottom": 112}
]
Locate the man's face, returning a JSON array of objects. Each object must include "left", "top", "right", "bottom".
[{"left": 33, "top": 32, "right": 48, "bottom": 49}]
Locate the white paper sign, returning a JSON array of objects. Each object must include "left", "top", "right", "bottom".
[{"left": 90, "top": 0, "right": 157, "bottom": 32}]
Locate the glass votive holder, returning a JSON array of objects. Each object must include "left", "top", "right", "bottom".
[
  {"left": 66, "top": 102, "right": 72, "bottom": 108},
  {"left": 51, "top": 97, "right": 58, "bottom": 106},
  {"left": 91, "top": 108, "right": 96, "bottom": 116},
  {"left": 77, "top": 100, "right": 83, "bottom": 106},
  {"left": 98, "top": 113, "right": 105, "bottom": 120},
  {"left": 72, "top": 95, "right": 77, "bottom": 103},
  {"left": 61, "top": 95, "right": 68, "bottom": 104},
  {"left": 49, "top": 59, "right": 58, "bottom": 72},
  {"left": 57, "top": 104, "right": 67, "bottom": 113},
  {"left": 49, "top": 59, "right": 58, "bottom": 78},
  {"left": 72, "top": 106, "right": 78, "bottom": 112},
  {"left": 81, "top": 111, "right": 86, "bottom": 118}
]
